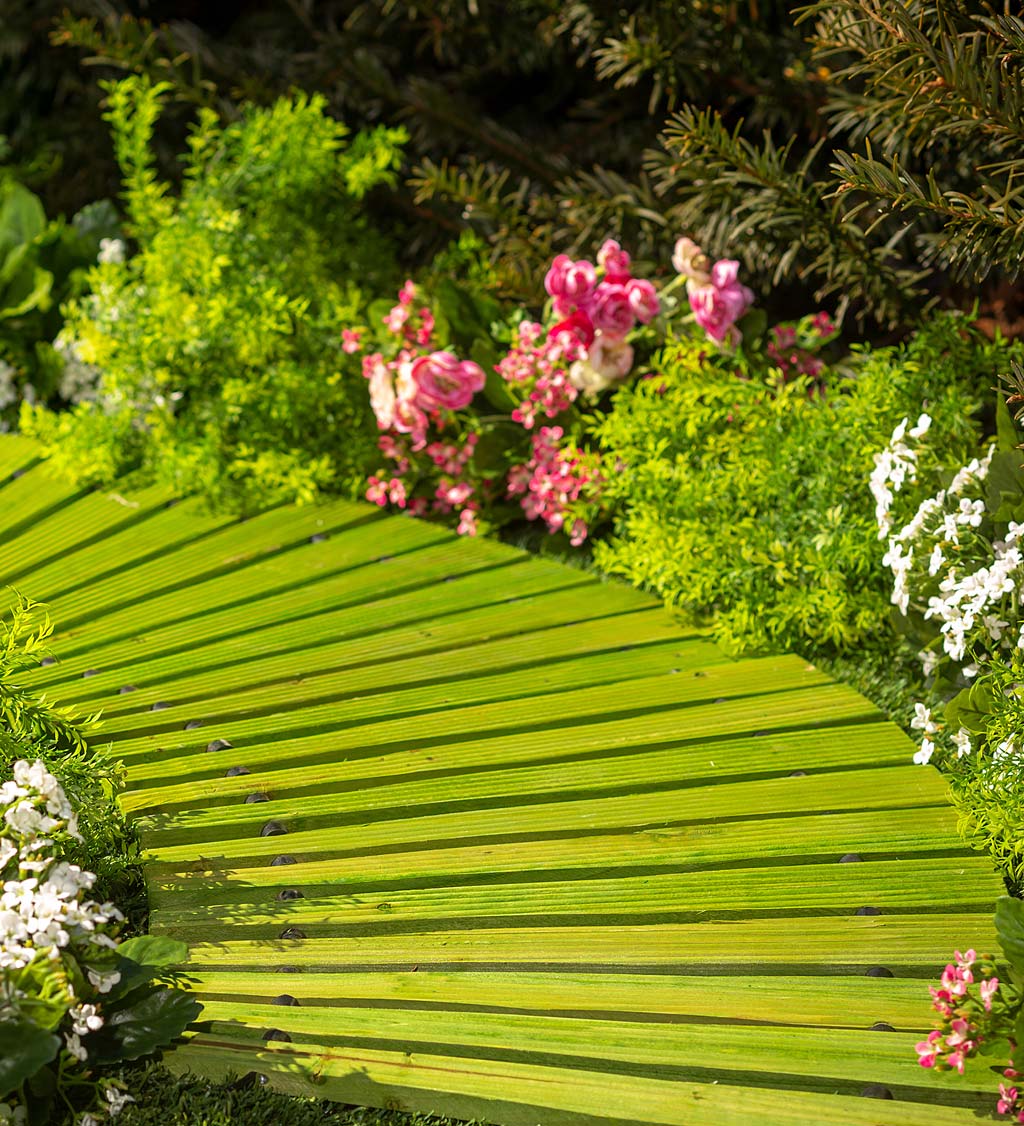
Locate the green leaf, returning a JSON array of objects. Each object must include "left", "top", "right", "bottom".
[
  {"left": 997, "top": 393, "right": 1020, "bottom": 454},
  {"left": 995, "top": 896, "right": 1024, "bottom": 978},
  {"left": 434, "top": 278, "right": 500, "bottom": 348},
  {"left": 944, "top": 681, "right": 997, "bottom": 736},
  {"left": 90, "top": 985, "right": 201, "bottom": 1064},
  {"left": 0, "top": 1020, "right": 60, "bottom": 1099},
  {"left": 0, "top": 181, "right": 46, "bottom": 257},
  {"left": 106, "top": 935, "right": 189, "bottom": 1000},
  {"left": 0, "top": 264, "right": 53, "bottom": 319}
]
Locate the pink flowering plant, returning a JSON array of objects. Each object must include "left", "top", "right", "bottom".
[
  {"left": 347, "top": 238, "right": 672, "bottom": 544},
  {"left": 346, "top": 234, "right": 811, "bottom": 546},
  {"left": 916, "top": 900, "right": 1024, "bottom": 1120}
]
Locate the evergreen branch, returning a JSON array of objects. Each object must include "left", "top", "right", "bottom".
[
  {"left": 831, "top": 148, "right": 1024, "bottom": 282},
  {"left": 649, "top": 105, "right": 931, "bottom": 324}
]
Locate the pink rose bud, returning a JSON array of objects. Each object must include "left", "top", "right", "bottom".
[
  {"left": 672, "top": 236, "right": 712, "bottom": 284},
  {"left": 409, "top": 351, "right": 485, "bottom": 412},
  {"left": 544, "top": 254, "right": 597, "bottom": 305},
  {"left": 597, "top": 239, "right": 632, "bottom": 282},
  {"left": 625, "top": 278, "right": 659, "bottom": 324},
  {"left": 587, "top": 283, "right": 635, "bottom": 340}
]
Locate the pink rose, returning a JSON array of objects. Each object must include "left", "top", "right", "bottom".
[
  {"left": 547, "top": 309, "right": 595, "bottom": 349},
  {"left": 363, "top": 353, "right": 396, "bottom": 429},
  {"left": 597, "top": 239, "right": 631, "bottom": 283},
  {"left": 408, "top": 351, "right": 485, "bottom": 412},
  {"left": 710, "top": 259, "right": 740, "bottom": 288},
  {"left": 587, "top": 282, "right": 635, "bottom": 340},
  {"left": 545, "top": 254, "right": 597, "bottom": 308},
  {"left": 688, "top": 262, "right": 754, "bottom": 344},
  {"left": 625, "top": 278, "right": 659, "bottom": 324}
]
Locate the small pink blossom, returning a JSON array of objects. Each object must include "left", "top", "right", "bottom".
[
  {"left": 998, "top": 1084, "right": 1020, "bottom": 1115},
  {"left": 342, "top": 329, "right": 363, "bottom": 354},
  {"left": 416, "top": 308, "right": 436, "bottom": 347},
  {"left": 384, "top": 303, "right": 411, "bottom": 335},
  {"left": 457, "top": 508, "right": 478, "bottom": 536},
  {"left": 915, "top": 1030, "right": 942, "bottom": 1068},
  {"left": 597, "top": 239, "right": 632, "bottom": 283},
  {"left": 398, "top": 279, "right": 417, "bottom": 306},
  {"left": 366, "top": 475, "right": 388, "bottom": 506},
  {"left": 981, "top": 978, "right": 1001, "bottom": 1011}
]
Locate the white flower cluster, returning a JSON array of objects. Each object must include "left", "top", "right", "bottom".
[
  {"left": 1, "top": 759, "right": 122, "bottom": 1006},
  {"left": 870, "top": 414, "right": 932, "bottom": 538},
  {"left": 97, "top": 238, "right": 126, "bottom": 265},
  {"left": 54, "top": 332, "right": 101, "bottom": 406},
  {"left": 908, "top": 702, "right": 972, "bottom": 765}
]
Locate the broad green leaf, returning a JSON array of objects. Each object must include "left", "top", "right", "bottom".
[
  {"left": 0, "top": 1021, "right": 60, "bottom": 1099},
  {"left": 91, "top": 986, "right": 201, "bottom": 1063},
  {"left": 0, "top": 181, "right": 46, "bottom": 255}
]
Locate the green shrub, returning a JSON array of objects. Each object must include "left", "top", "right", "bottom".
[
  {"left": 23, "top": 78, "right": 406, "bottom": 510},
  {"left": 592, "top": 314, "right": 1020, "bottom": 657}
]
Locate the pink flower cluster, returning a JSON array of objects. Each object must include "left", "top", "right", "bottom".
[
  {"left": 542, "top": 240, "right": 659, "bottom": 394},
  {"left": 766, "top": 311, "right": 837, "bottom": 379},
  {"left": 369, "top": 431, "right": 482, "bottom": 533},
  {"left": 497, "top": 321, "right": 582, "bottom": 429},
  {"left": 507, "top": 426, "right": 603, "bottom": 546},
  {"left": 915, "top": 946, "right": 1024, "bottom": 1119},
  {"left": 361, "top": 282, "right": 484, "bottom": 451},
  {"left": 673, "top": 236, "right": 753, "bottom": 346}
]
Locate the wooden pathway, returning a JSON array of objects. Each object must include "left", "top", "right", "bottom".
[{"left": 0, "top": 433, "right": 1005, "bottom": 1124}]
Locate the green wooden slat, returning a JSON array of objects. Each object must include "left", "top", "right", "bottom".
[
  {"left": 123, "top": 719, "right": 909, "bottom": 819},
  {"left": 0, "top": 433, "right": 41, "bottom": 479},
  {"left": 175, "top": 914, "right": 998, "bottom": 971},
  {"left": 152, "top": 858, "right": 999, "bottom": 942},
  {"left": 121, "top": 678, "right": 878, "bottom": 795},
  {"left": 0, "top": 484, "right": 172, "bottom": 587},
  {"left": 180, "top": 969, "right": 936, "bottom": 1028},
  {"left": 83, "top": 612, "right": 702, "bottom": 728},
  {"left": 186, "top": 1002, "right": 998, "bottom": 1098},
  {"left": 139, "top": 764, "right": 955, "bottom": 871},
  {"left": 148, "top": 805, "right": 979, "bottom": 909}
]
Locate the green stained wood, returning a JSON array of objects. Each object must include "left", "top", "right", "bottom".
[{"left": 0, "top": 437, "right": 1005, "bottom": 1126}]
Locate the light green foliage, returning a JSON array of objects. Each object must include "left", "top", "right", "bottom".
[
  {"left": 943, "top": 653, "right": 1024, "bottom": 888},
  {"left": 0, "top": 596, "right": 129, "bottom": 890},
  {"left": 593, "top": 315, "right": 1014, "bottom": 657},
  {"left": 23, "top": 78, "right": 406, "bottom": 510}
]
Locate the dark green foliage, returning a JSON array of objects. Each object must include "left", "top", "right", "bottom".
[
  {"left": 0, "top": 168, "right": 120, "bottom": 425},
  {"left": 22, "top": 78, "right": 405, "bottom": 509},
  {"left": 593, "top": 314, "right": 1016, "bottom": 657},
  {"left": 107, "top": 1063, "right": 471, "bottom": 1126}
]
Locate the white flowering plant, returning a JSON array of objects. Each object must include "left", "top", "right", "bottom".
[
  {"left": 0, "top": 759, "right": 199, "bottom": 1125},
  {"left": 873, "top": 400, "right": 1024, "bottom": 708}
]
